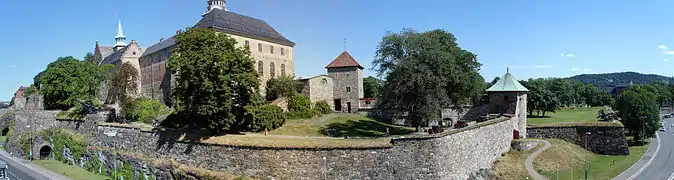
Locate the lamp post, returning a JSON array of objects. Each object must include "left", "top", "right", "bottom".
[
  {"left": 105, "top": 130, "right": 118, "bottom": 179},
  {"left": 26, "top": 125, "right": 31, "bottom": 161},
  {"left": 640, "top": 116, "right": 647, "bottom": 152},
  {"left": 584, "top": 132, "right": 590, "bottom": 180}
]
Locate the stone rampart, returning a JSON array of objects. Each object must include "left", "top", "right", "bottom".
[
  {"left": 526, "top": 123, "right": 629, "bottom": 155},
  {"left": 4, "top": 111, "right": 517, "bottom": 180}
]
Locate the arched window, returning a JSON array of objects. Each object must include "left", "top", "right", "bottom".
[
  {"left": 281, "top": 64, "right": 286, "bottom": 77},
  {"left": 322, "top": 78, "right": 327, "bottom": 84},
  {"left": 270, "top": 62, "right": 276, "bottom": 78},
  {"left": 258, "top": 61, "right": 264, "bottom": 77}
]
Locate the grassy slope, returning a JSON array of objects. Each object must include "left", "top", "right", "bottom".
[
  {"left": 535, "top": 138, "right": 647, "bottom": 180},
  {"left": 492, "top": 140, "right": 542, "bottom": 180},
  {"left": 34, "top": 160, "right": 109, "bottom": 180},
  {"left": 528, "top": 107, "right": 602, "bottom": 124},
  {"left": 269, "top": 114, "right": 415, "bottom": 137}
]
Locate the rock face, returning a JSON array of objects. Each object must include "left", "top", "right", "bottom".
[
  {"left": 3, "top": 111, "right": 518, "bottom": 180},
  {"left": 527, "top": 126, "right": 629, "bottom": 155}
]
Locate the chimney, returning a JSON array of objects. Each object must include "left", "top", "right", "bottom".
[{"left": 160, "top": 38, "right": 164, "bottom": 42}]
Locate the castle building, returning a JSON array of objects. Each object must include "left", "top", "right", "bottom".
[
  {"left": 485, "top": 69, "right": 529, "bottom": 138},
  {"left": 92, "top": 21, "right": 143, "bottom": 96},
  {"left": 139, "top": 0, "right": 295, "bottom": 103}
]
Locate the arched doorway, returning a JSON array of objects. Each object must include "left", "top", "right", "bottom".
[
  {"left": 1, "top": 128, "right": 8, "bottom": 136},
  {"left": 39, "top": 146, "right": 52, "bottom": 160}
]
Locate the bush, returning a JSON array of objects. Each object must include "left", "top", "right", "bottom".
[
  {"left": 245, "top": 105, "right": 287, "bottom": 132},
  {"left": 286, "top": 109, "right": 318, "bottom": 119},
  {"left": 314, "top": 101, "right": 332, "bottom": 114},
  {"left": 288, "top": 94, "right": 311, "bottom": 112},
  {"left": 121, "top": 98, "right": 171, "bottom": 124}
]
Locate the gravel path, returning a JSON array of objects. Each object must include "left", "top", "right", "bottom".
[{"left": 526, "top": 139, "right": 551, "bottom": 180}]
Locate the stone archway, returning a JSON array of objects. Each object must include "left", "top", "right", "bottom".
[
  {"left": 1, "top": 128, "right": 8, "bottom": 136},
  {"left": 39, "top": 145, "right": 52, "bottom": 160}
]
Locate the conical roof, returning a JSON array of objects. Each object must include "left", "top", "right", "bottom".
[{"left": 486, "top": 72, "right": 529, "bottom": 92}]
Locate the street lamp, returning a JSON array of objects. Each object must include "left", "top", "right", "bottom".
[
  {"left": 26, "top": 125, "right": 31, "bottom": 161},
  {"left": 104, "top": 130, "right": 118, "bottom": 179},
  {"left": 584, "top": 132, "right": 591, "bottom": 179}
]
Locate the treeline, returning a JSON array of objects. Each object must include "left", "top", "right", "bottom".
[
  {"left": 516, "top": 78, "right": 613, "bottom": 117},
  {"left": 567, "top": 72, "right": 674, "bottom": 92}
]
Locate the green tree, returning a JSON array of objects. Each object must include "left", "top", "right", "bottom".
[
  {"left": 490, "top": 76, "right": 501, "bottom": 85},
  {"left": 40, "top": 56, "right": 112, "bottom": 110},
  {"left": 522, "top": 78, "right": 559, "bottom": 116},
  {"left": 83, "top": 52, "right": 94, "bottom": 63},
  {"left": 167, "top": 28, "right": 259, "bottom": 132},
  {"left": 613, "top": 90, "right": 659, "bottom": 143},
  {"left": 373, "top": 29, "right": 483, "bottom": 131},
  {"left": 650, "top": 81, "right": 672, "bottom": 107},
  {"left": 33, "top": 71, "right": 45, "bottom": 90},
  {"left": 107, "top": 62, "right": 139, "bottom": 105},
  {"left": 572, "top": 82, "right": 586, "bottom": 105},
  {"left": 628, "top": 84, "right": 658, "bottom": 102},
  {"left": 265, "top": 76, "right": 297, "bottom": 102},
  {"left": 548, "top": 78, "right": 575, "bottom": 107},
  {"left": 363, "top": 76, "right": 382, "bottom": 98}
]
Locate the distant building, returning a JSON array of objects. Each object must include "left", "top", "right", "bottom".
[
  {"left": 139, "top": 0, "right": 295, "bottom": 103},
  {"left": 486, "top": 69, "right": 529, "bottom": 138},
  {"left": 92, "top": 21, "right": 143, "bottom": 96},
  {"left": 297, "top": 75, "right": 334, "bottom": 109},
  {"left": 12, "top": 86, "right": 28, "bottom": 101},
  {"left": 0, "top": 101, "right": 9, "bottom": 108},
  {"left": 610, "top": 81, "right": 633, "bottom": 96}
]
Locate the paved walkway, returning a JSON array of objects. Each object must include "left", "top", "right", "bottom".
[{"left": 526, "top": 139, "right": 551, "bottom": 180}]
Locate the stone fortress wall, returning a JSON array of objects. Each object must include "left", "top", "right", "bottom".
[
  {"left": 0, "top": 110, "right": 517, "bottom": 180},
  {"left": 527, "top": 125, "right": 629, "bottom": 155}
]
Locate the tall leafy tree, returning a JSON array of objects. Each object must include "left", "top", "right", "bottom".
[
  {"left": 107, "top": 62, "right": 139, "bottom": 105},
  {"left": 40, "top": 56, "right": 112, "bottom": 110},
  {"left": 363, "top": 76, "right": 383, "bottom": 98},
  {"left": 490, "top": 77, "right": 501, "bottom": 85},
  {"left": 521, "top": 78, "right": 559, "bottom": 116},
  {"left": 548, "top": 78, "right": 575, "bottom": 107},
  {"left": 167, "top": 28, "right": 259, "bottom": 132},
  {"left": 613, "top": 90, "right": 659, "bottom": 143},
  {"left": 373, "top": 29, "right": 483, "bottom": 131},
  {"left": 83, "top": 52, "right": 94, "bottom": 63},
  {"left": 265, "top": 76, "right": 297, "bottom": 102}
]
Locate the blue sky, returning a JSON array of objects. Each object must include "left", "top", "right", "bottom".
[{"left": 1, "top": 0, "right": 674, "bottom": 101}]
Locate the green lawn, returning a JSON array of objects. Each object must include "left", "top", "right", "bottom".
[
  {"left": 34, "top": 160, "right": 110, "bottom": 180},
  {"left": 528, "top": 107, "right": 603, "bottom": 124},
  {"left": 538, "top": 136, "right": 648, "bottom": 180},
  {"left": 268, "top": 114, "right": 415, "bottom": 137}
]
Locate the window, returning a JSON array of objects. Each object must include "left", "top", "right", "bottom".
[
  {"left": 281, "top": 47, "right": 285, "bottom": 56},
  {"left": 167, "top": 51, "right": 171, "bottom": 58},
  {"left": 280, "top": 64, "right": 286, "bottom": 77},
  {"left": 366, "top": 101, "right": 371, "bottom": 105},
  {"left": 258, "top": 61, "right": 264, "bottom": 77},
  {"left": 132, "top": 51, "right": 137, "bottom": 55},
  {"left": 322, "top": 78, "right": 327, "bottom": 84},
  {"left": 346, "top": 87, "right": 351, "bottom": 92},
  {"left": 244, "top": 40, "right": 249, "bottom": 46},
  {"left": 270, "top": 45, "right": 274, "bottom": 54},
  {"left": 258, "top": 43, "right": 262, "bottom": 52},
  {"left": 270, "top": 62, "right": 276, "bottom": 78}
]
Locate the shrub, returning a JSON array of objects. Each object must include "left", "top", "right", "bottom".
[
  {"left": 314, "top": 101, "right": 332, "bottom": 114},
  {"left": 288, "top": 94, "right": 311, "bottom": 112},
  {"left": 122, "top": 98, "right": 171, "bottom": 124},
  {"left": 245, "top": 105, "right": 286, "bottom": 132},
  {"left": 286, "top": 109, "right": 318, "bottom": 119}
]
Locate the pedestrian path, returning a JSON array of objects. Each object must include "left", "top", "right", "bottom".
[{"left": 525, "top": 139, "right": 551, "bottom": 180}]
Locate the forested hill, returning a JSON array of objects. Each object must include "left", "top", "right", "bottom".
[{"left": 566, "top": 72, "right": 674, "bottom": 92}]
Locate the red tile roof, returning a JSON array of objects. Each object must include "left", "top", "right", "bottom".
[{"left": 325, "top": 51, "right": 363, "bottom": 69}]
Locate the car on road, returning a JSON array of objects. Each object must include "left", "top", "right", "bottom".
[
  {"left": 660, "top": 127, "right": 666, "bottom": 131},
  {"left": 0, "top": 160, "right": 7, "bottom": 180}
]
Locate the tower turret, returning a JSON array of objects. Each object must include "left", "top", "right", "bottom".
[
  {"left": 113, "top": 20, "right": 127, "bottom": 51},
  {"left": 206, "top": 0, "right": 227, "bottom": 13}
]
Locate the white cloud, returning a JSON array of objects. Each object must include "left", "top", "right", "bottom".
[
  {"left": 561, "top": 52, "right": 576, "bottom": 57},
  {"left": 663, "top": 50, "right": 674, "bottom": 55},
  {"left": 659, "top": 45, "right": 669, "bottom": 50},
  {"left": 665, "top": 59, "right": 670, "bottom": 62}
]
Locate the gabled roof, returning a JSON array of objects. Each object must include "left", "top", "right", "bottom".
[
  {"left": 101, "top": 47, "right": 127, "bottom": 65},
  {"left": 325, "top": 51, "right": 363, "bottom": 69},
  {"left": 141, "top": 36, "right": 176, "bottom": 57},
  {"left": 99, "top": 46, "right": 114, "bottom": 60},
  {"left": 486, "top": 72, "right": 529, "bottom": 92},
  {"left": 195, "top": 9, "right": 295, "bottom": 47}
]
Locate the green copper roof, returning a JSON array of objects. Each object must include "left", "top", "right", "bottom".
[{"left": 486, "top": 72, "right": 529, "bottom": 92}]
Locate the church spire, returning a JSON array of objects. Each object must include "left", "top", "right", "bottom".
[{"left": 114, "top": 20, "right": 127, "bottom": 51}]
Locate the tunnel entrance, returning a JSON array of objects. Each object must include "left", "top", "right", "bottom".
[
  {"left": 1, "top": 128, "right": 8, "bottom": 136},
  {"left": 39, "top": 146, "right": 52, "bottom": 160}
]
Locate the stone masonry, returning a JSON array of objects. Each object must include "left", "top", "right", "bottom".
[
  {"left": 527, "top": 125, "right": 629, "bottom": 155},
  {"left": 328, "top": 67, "right": 363, "bottom": 113},
  {"left": 2, "top": 110, "right": 516, "bottom": 180},
  {"left": 298, "top": 75, "right": 334, "bottom": 109}
]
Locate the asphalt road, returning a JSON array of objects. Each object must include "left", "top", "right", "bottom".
[
  {"left": 621, "top": 114, "right": 674, "bottom": 180},
  {"left": 0, "top": 150, "right": 70, "bottom": 180}
]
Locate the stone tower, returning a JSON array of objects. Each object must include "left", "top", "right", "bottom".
[
  {"left": 486, "top": 69, "right": 529, "bottom": 138},
  {"left": 326, "top": 51, "right": 364, "bottom": 113},
  {"left": 113, "top": 20, "right": 127, "bottom": 51}
]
